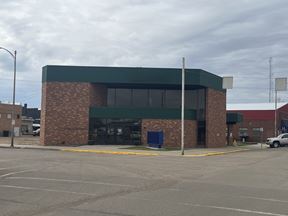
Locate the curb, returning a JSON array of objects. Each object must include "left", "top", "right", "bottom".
[
  {"left": 61, "top": 149, "right": 160, "bottom": 156},
  {"left": 0, "top": 145, "right": 61, "bottom": 151},
  {"left": 184, "top": 149, "right": 250, "bottom": 157},
  {"left": 0, "top": 145, "right": 250, "bottom": 157}
]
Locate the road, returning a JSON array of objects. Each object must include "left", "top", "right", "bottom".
[{"left": 0, "top": 147, "right": 288, "bottom": 216}]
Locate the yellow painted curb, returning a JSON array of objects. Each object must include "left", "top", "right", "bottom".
[
  {"left": 184, "top": 149, "right": 249, "bottom": 157},
  {"left": 61, "top": 149, "right": 159, "bottom": 156}
]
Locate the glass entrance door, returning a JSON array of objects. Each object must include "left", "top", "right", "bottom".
[{"left": 89, "top": 118, "right": 141, "bottom": 145}]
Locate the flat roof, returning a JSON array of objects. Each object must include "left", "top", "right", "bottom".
[
  {"left": 42, "top": 65, "right": 224, "bottom": 91},
  {"left": 227, "top": 102, "right": 288, "bottom": 111}
]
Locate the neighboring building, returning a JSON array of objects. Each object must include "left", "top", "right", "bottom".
[
  {"left": 21, "top": 117, "right": 34, "bottom": 135},
  {"left": 0, "top": 102, "right": 22, "bottom": 137},
  {"left": 41, "top": 65, "right": 227, "bottom": 147},
  {"left": 227, "top": 103, "right": 288, "bottom": 142},
  {"left": 21, "top": 103, "right": 41, "bottom": 135},
  {"left": 22, "top": 103, "right": 41, "bottom": 122}
]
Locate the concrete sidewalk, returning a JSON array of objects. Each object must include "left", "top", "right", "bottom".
[{"left": 0, "top": 142, "right": 259, "bottom": 157}]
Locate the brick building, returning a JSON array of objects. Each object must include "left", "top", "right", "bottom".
[
  {"left": 41, "top": 65, "right": 227, "bottom": 147},
  {"left": 0, "top": 103, "right": 22, "bottom": 137},
  {"left": 227, "top": 103, "right": 288, "bottom": 142}
]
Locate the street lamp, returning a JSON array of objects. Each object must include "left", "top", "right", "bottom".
[
  {"left": 181, "top": 57, "right": 185, "bottom": 155},
  {"left": 0, "top": 46, "right": 17, "bottom": 148}
]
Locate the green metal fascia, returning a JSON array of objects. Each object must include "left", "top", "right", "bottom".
[
  {"left": 89, "top": 107, "right": 196, "bottom": 120},
  {"left": 42, "top": 65, "right": 223, "bottom": 91}
]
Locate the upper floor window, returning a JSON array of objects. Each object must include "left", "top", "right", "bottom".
[
  {"left": 132, "top": 89, "right": 149, "bottom": 107},
  {"left": 115, "top": 89, "right": 132, "bottom": 107},
  {"left": 107, "top": 88, "right": 206, "bottom": 110}
]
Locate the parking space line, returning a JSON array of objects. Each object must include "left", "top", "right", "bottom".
[
  {"left": 7, "top": 177, "right": 133, "bottom": 188},
  {"left": 0, "top": 184, "right": 96, "bottom": 196},
  {"left": 0, "top": 169, "right": 38, "bottom": 179}
]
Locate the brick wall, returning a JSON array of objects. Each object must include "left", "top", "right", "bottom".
[
  {"left": 90, "top": 84, "right": 107, "bottom": 107},
  {"left": 41, "top": 82, "right": 108, "bottom": 145},
  {"left": 0, "top": 104, "right": 22, "bottom": 136},
  {"left": 205, "top": 88, "right": 226, "bottom": 148},
  {"left": 141, "top": 119, "right": 197, "bottom": 148}
]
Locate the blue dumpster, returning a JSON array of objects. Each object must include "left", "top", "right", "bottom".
[{"left": 147, "top": 131, "right": 163, "bottom": 148}]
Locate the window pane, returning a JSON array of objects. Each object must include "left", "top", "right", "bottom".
[
  {"left": 165, "top": 90, "right": 181, "bottom": 108},
  {"left": 149, "top": 89, "right": 164, "bottom": 108},
  {"left": 132, "top": 89, "right": 148, "bottom": 107},
  {"left": 197, "top": 89, "right": 206, "bottom": 109},
  {"left": 185, "top": 90, "right": 197, "bottom": 109},
  {"left": 115, "top": 89, "right": 132, "bottom": 107},
  {"left": 107, "top": 88, "right": 115, "bottom": 107}
]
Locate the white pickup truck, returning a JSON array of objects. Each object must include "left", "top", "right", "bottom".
[{"left": 266, "top": 133, "right": 288, "bottom": 148}]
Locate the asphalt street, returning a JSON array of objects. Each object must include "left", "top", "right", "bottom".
[{"left": 0, "top": 147, "right": 288, "bottom": 216}]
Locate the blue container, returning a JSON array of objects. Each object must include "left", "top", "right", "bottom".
[{"left": 147, "top": 131, "right": 163, "bottom": 148}]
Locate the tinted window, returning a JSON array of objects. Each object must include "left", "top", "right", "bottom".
[
  {"left": 185, "top": 90, "right": 197, "bottom": 109},
  {"left": 132, "top": 89, "right": 149, "bottom": 107},
  {"left": 165, "top": 90, "right": 181, "bottom": 108},
  {"left": 115, "top": 89, "right": 132, "bottom": 107},
  {"left": 107, "top": 88, "right": 116, "bottom": 106},
  {"left": 149, "top": 89, "right": 164, "bottom": 108}
]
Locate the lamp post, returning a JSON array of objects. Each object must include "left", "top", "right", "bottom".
[
  {"left": 0, "top": 47, "right": 17, "bottom": 148},
  {"left": 181, "top": 57, "right": 185, "bottom": 155}
]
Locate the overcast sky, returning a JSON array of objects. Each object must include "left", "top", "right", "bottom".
[{"left": 0, "top": 0, "right": 288, "bottom": 108}]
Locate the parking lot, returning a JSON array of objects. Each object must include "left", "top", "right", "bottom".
[{"left": 0, "top": 147, "right": 288, "bottom": 216}]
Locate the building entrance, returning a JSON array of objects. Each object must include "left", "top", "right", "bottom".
[{"left": 89, "top": 118, "right": 141, "bottom": 145}]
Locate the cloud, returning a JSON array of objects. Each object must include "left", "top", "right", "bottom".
[{"left": 0, "top": 0, "right": 288, "bottom": 107}]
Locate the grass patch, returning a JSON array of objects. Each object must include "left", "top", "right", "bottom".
[{"left": 120, "top": 146, "right": 180, "bottom": 151}]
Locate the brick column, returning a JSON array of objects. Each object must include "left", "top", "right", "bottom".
[
  {"left": 89, "top": 84, "right": 107, "bottom": 107},
  {"left": 40, "top": 82, "right": 90, "bottom": 145},
  {"left": 205, "top": 88, "right": 226, "bottom": 148}
]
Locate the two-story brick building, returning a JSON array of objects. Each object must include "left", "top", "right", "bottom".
[{"left": 41, "top": 65, "right": 227, "bottom": 148}]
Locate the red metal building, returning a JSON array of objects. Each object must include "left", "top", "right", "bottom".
[{"left": 227, "top": 103, "right": 288, "bottom": 142}]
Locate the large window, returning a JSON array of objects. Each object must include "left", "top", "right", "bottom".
[
  {"left": 107, "top": 88, "right": 206, "bottom": 110},
  {"left": 115, "top": 89, "right": 132, "bottom": 107},
  {"left": 107, "top": 88, "right": 116, "bottom": 106},
  {"left": 149, "top": 89, "right": 164, "bottom": 108},
  {"left": 164, "top": 90, "right": 181, "bottom": 108},
  {"left": 132, "top": 89, "right": 149, "bottom": 107}
]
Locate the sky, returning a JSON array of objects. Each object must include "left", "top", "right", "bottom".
[{"left": 0, "top": 0, "right": 288, "bottom": 108}]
